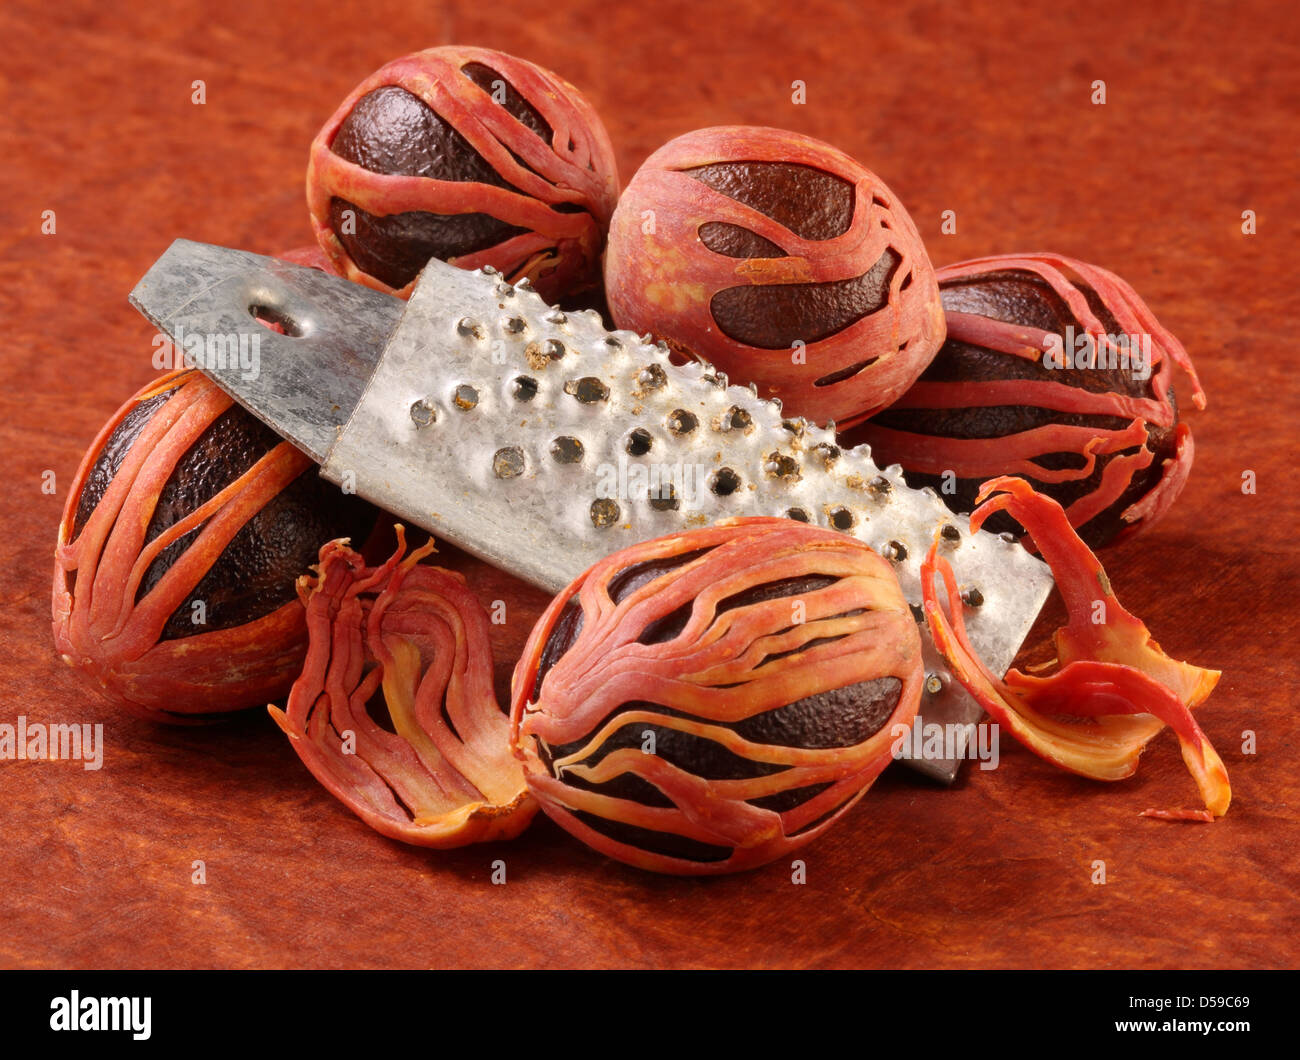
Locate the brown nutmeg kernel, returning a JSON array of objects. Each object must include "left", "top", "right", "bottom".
[
  {"left": 603, "top": 126, "right": 945, "bottom": 429},
  {"left": 307, "top": 46, "right": 619, "bottom": 305},
  {"left": 51, "top": 370, "right": 377, "bottom": 722},
  {"left": 510, "top": 517, "right": 923, "bottom": 875},
  {"left": 848, "top": 253, "right": 1205, "bottom": 548},
  {"left": 270, "top": 530, "right": 537, "bottom": 848}
]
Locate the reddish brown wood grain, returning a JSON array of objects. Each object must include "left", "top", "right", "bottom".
[{"left": 0, "top": 0, "right": 1296, "bottom": 969}]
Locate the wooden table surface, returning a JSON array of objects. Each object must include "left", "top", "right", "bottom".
[{"left": 2, "top": 0, "right": 1297, "bottom": 969}]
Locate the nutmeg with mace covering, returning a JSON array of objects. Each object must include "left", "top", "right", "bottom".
[
  {"left": 510, "top": 518, "right": 924, "bottom": 874},
  {"left": 52, "top": 370, "right": 377, "bottom": 722},
  {"left": 307, "top": 46, "right": 620, "bottom": 305},
  {"left": 850, "top": 253, "right": 1203, "bottom": 548},
  {"left": 604, "top": 126, "right": 945, "bottom": 428}
]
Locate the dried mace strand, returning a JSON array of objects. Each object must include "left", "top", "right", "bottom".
[
  {"left": 52, "top": 370, "right": 378, "bottom": 722},
  {"left": 851, "top": 253, "right": 1205, "bottom": 548},
  {"left": 307, "top": 46, "right": 619, "bottom": 305},
  {"left": 510, "top": 517, "right": 924, "bottom": 875},
  {"left": 922, "top": 476, "right": 1228, "bottom": 820},
  {"left": 604, "top": 126, "right": 945, "bottom": 428},
  {"left": 270, "top": 529, "right": 537, "bottom": 848}
]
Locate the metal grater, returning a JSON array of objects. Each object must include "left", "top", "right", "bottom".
[{"left": 129, "top": 240, "right": 1054, "bottom": 781}]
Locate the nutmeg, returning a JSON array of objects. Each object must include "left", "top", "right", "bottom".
[
  {"left": 604, "top": 126, "right": 945, "bottom": 428},
  {"left": 848, "top": 253, "right": 1204, "bottom": 548},
  {"left": 307, "top": 46, "right": 619, "bottom": 305},
  {"left": 510, "top": 517, "right": 923, "bottom": 875},
  {"left": 52, "top": 370, "right": 377, "bottom": 722}
]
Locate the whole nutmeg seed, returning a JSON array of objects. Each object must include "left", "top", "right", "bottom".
[
  {"left": 510, "top": 517, "right": 923, "bottom": 875},
  {"left": 604, "top": 126, "right": 945, "bottom": 428},
  {"left": 307, "top": 46, "right": 619, "bottom": 305},
  {"left": 847, "top": 253, "right": 1205, "bottom": 549},
  {"left": 52, "top": 370, "right": 378, "bottom": 722}
]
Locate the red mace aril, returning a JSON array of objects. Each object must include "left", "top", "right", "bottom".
[
  {"left": 270, "top": 529, "right": 536, "bottom": 847},
  {"left": 603, "top": 125, "right": 945, "bottom": 429},
  {"left": 52, "top": 370, "right": 377, "bottom": 722},
  {"left": 307, "top": 46, "right": 619, "bottom": 305},
  {"left": 849, "top": 253, "right": 1204, "bottom": 549},
  {"left": 922, "top": 476, "right": 1229, "bottom": 821},
  {"left": 510, "top": 517, "right": 924, "bottom": 875}
]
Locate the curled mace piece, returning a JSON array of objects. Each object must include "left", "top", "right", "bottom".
[
  {"left": 604, "top": 125, "right": 945, "bottom": 429},
  {"left": 510, "top": 518, "right": 924, "bottom": 875},
  {"left": 307, "top": 45, "right": 620, "bottom": 305},
  {"left": 270, "top": 530, "right": 536, "bottom": 848},
  {"left": 52, "top": 370, "right": 376, "bottom": 722},
  {"left": 922, "top": 477, "right": 1228, "bottom": 821},
  {"left": 854, "top": 253, "right": 1204, "bottom": 549}
]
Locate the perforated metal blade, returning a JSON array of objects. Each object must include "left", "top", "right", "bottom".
[{"left": 130, "top": 239, "right": 1055, "bottom": 781}]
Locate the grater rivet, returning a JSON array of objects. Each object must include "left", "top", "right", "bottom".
[
  {"left": 710, "top": 468, "right": 742, "bottom": 496},
  {"left": 626, "top": 428, "right": 653, "bottom": 456},
  {"left": 925, "top": 673, "right": 946, "bottom": 695},
  {"left": 409, "top": 400, "right": 436, "bottom": 427},
  {"left": 512, "top": 376, "right": 538, "bottom": 401},
  {"left": 453, "top": 385, "right": 479, "bottom": 410},
  {"left": 829, "top": 506, "right": 856, "bottom": 531},
  {"left": 764, "top": 452, "right": 800, "bottom": 480},
  {"left": 636, "top": 364, "right": 667, "bottom": 390},
  {"left": 565, "top": 377, "right": 610, "bottom": 403},
  {"left": 504, "top": 316, "right": 527, "bottom": 334},
  {"left": 785, "top": 507, "right": 811, "bottom": 523},
  {"left": 544, "top": 309, "right": 567, "bottom": 325},
  {"left": 492, "top": 447, "right": 525, "bottom": 479},
  {"left": 456, "top": 318, "right": 482, "bottom": 338},
  {"left": 551, "top": 436, "right": 584, "bottom": 464},
  {"left": 667, "top": 409, "right": 698, "bottom": 435},
  {"left": 590, "top": 498, "right": 620, "bottom": 528}
]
